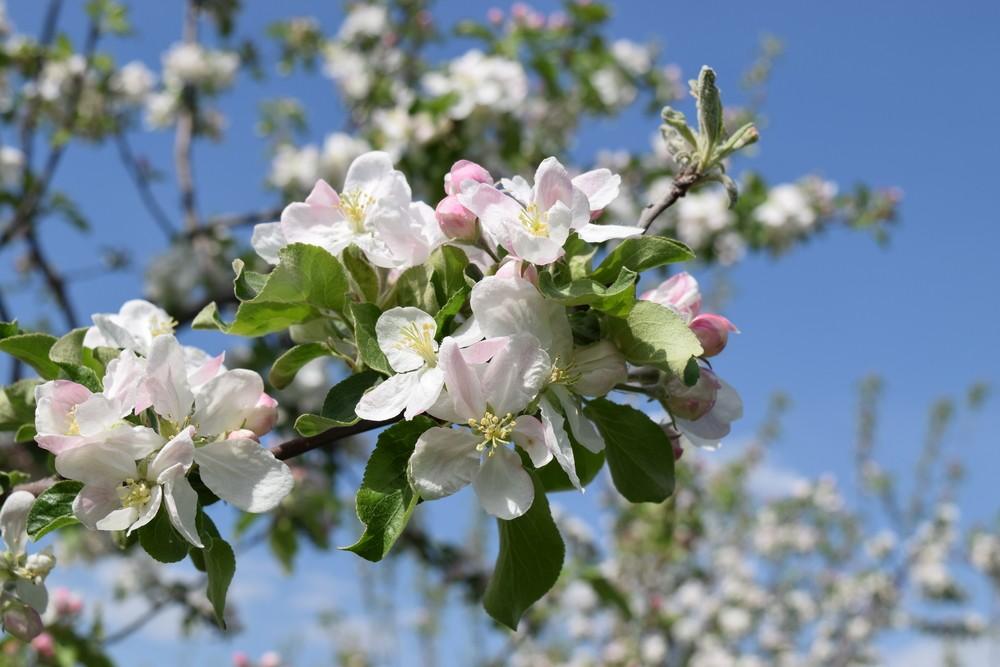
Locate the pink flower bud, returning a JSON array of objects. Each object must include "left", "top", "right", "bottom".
[
  {"left": 227, "top": 428, "right": 259, "bottom": 442},
  {"left": 53, "top": 588, "right": 83, "bottom": 617},
  {"left": 689, "top": 314, "right": 738, "bottom": 358},
  {"left": 232, "top": 652, "right": 252, "bottom": 667},
  {"left": 1, "top": 596, "right": 43, "bottom": 641},
  {"left": 494, "top": 258, "right": 538, "bottom": 285},
  {"left": 31, "top": 633, "right": 55, "bottom": 659},
  {"left": 639, "top": 272, "right": 702, "bottom": 323},
  {"left": 435, "top": 195, "right": 478, "bottom": 241},
  {"left": 663, "top": 367, "right": 721, "bottom": 421},
  {"left": 487, "top": 8, "right": 504, "bottom": 25},
  {"left": 244, "top": 393, "right": 278, "bottom": 436},
  {"left": 444, "top": 160, "right": 492, "bottom": 196}
]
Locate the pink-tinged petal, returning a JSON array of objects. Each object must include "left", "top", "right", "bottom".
[
  {"left": 576, "top": 223, "right": 642, "bottom": 243},
  {"left": 73, "top": 395, "right": 122, "bottom": 436},
  {"left": 280, "top": 202, "right": 353, "bottom": 257},
  {"left": 193, "top": 369, "right": 265, "bottom": 437},
  {"left": 1, "top": 595, "right": 44, "bottom": 640},
  {"left": 148, "top": 427, "right": 196, "bottom": 482},
  {"left": 159, "top": 469, "right": 203, "bottom": 547},
  {"left": 250, "top": 222, "right": 287, "bottom": 264},
  {"left": 571, "top": 168, "right": 621, "bottom": 211},
  {"left": 55, "top": 443, "right": 136, "bottom": 487},
  {"left": 473, "top": 446, "right": 535, "bottom": 519},
  {"left": 460, "top": 337, "right": 508, "bottom": 365},
  {"left": 639, "top": 272, "right": 702, "bottom": 322},
  {"left": 33, "top": 380, "right": 92, "bottom": 442},
  {"left": 470, "top": 275, "right": 573, "bottom": 360},
  {"left": 143, "top": 335, "right": 194, "bottom": 424},
  {"left": 539, "top": 395, "right": 582, "bottom": 490},
  {"left": 404, "top": 367, "right": 445, "bottom": 420},
  {"left": 435, "top": 195, "right": 478, "bottom": 241},
  {"left": 445, "top": 160, "right": 492, "bottom": 196},
  {"left": 101, "top": 424, "right": 166, "bottom": 460},
  {"left": 72, "top": 485, "right": 121, "bottom": 529},
  {"left": 457, "top": 183, "right": 521, "bottom": 250},
  {"left": 532, "top": 157, "right": 573, "bottom": 211},
  {"left": 194, "top": 439, "right": 294, "bottom": 513},
  {"left": 482, "top": 333, "right": 550, "bottom": 416},
  {"left": 186, "top": 350, "right": 226, "bottom": 389},
  {"left": 448, "top": 316, "right": 483, "bottom": 348},
  {"left": 511, "top": 415, "right": 551, "bottom": 468},
  {"left": 438, "top": 338, "right": 485, "bottom": 420},
  {"left": 304, "top": 179, "right": 340, "bottom": 207},
  {"left": 407, "top": 427, "right": 481, "bottom": 500},
  {"left": 245, "top": 392, "right": 279, "bottom": 436},
  {"left": 494, "top": 258, "right": 538, "bottom": 285},
  {"left": 126, "top": 485, "right": 162, "bottom": 535},
  {"left": 227, "top": 428, "right": 258, "bottom": 442},
  {"left": 102, "top": 350, "right": 146, "bottom": 416},
  {"left": 355, "top": 371, "right": 420, "bottom": 421},
  {"left": 689, "top": 313, "right": 739, "bottom": 358}
]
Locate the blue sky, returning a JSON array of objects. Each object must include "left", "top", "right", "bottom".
[{"left": 4, "top": 0, "right": 1000, "bottom": 665}]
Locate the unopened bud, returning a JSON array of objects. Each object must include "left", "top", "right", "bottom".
[
  {"left": 1, "top": 595, "right": 43, "bottom": 641},
  {"left": 232, "top": 652, "right": 252, "bottom": 667},
  {"left": 571, "top": 341, "right": 627, "bottom": 397},
  {"left": 53, "top": 588, "right": 83, "bottom": 617},
  {"left": 435, "top": 195, "right": 479, "bottom": 241},
  {"left": 24, "top": 551, "right": 56, "bottom": 578},
  {"left": 260, "top": 652, "right": 283, "bottom": 667},
  {"left": 494, "top": 257, "right": 538, "bottom": 285},
  {"left": 31, "top": 632, "right": 55, "bottom": 659},
  {"left": 689, "top": 313, "right": 738, "bottom": 358},
  {"left": 444, "top": 160, "right": 493, "bottom": 196},
  {"left": 663, "top": 366, "right": 720, "bottom": 420},
  {"left": 245, "top": 393, "right": 278, "bottom": 436}
]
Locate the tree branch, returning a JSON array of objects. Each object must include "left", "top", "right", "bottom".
[
  {"left": 638, "top": 168, "right": 702, "bottom": 232},
  {"left": 174, "top": 1, "right": 200, "bottom": 232},
  {"left": 269, "top": 417, "right": 401, "bottom": 461},
  {"left": 115, "top": 131, "right": 176, "bottom": 240}
]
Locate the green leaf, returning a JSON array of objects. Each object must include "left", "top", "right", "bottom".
[
  {"left": 695, "top": 65, "right": 724, "bottom": 153},
  {"left": 14, "top": 423, "right": 36, "bottom": 443},
  {"left": 607, "top": 301, "right": 703, "bottom": 377},
  {"left": 48, "top": 328, "right": 88, "bottom": 366},
  {"left": 231, "top": 258, "right": 268, "bottom": 301},
  {"left": 293, "top": 370, "right": 381, "bottom": 437},
  {"left": 584, "top": 398, "right": 675, "bottom": 503},
  {"left": 138, "top": 505, "right": 190, "bottom": 563},
  {"left": 269, "top": 516, "right": 298, "bottom": 573},
  {"left": 582, "top": 570, "right": 633, "bottom": 619},
  {"left": 0, "top": 379, "right": 40, "bottom": 432},
  {"left": 0, "top": 470, "right": 30, "bottom": 495},
  {"left": 428, "top": 246, "right": 470, "bottom": 305},
  {"left": 57, "top": 363, "right": 102, "bottom": 393},
  {"left": 26, "top": 480, "right": 83, "bottom": 540},
  {"left": 195, "top": 513, "right": 235, "bottom": 628},
  {"left": 434, "top": 284, "right": 470, "bottom": 336},
  {"left": 388, "top": 264, "right": 437, "bottom": 313},
  {"left": 539, "top": 268, "right": 636, "bottom": 317},
  {"left": 590, "top": 237, "right": 694, "bottom": 283},
  {"left": 342, "top": 417, "right": 435, "bottom": 561},
  {"left": 0, "top": 333, "right": 61, "bottom": 379},
  {"left": 350, "top": 302, "right": 392, "bottom": 375},
  {"left": 268, "top": 342, "right": 331, "bottom": 390},
  {"left": 343, "top": 244, "right": 380, "bottom": 303},
  {"left": 204, "top": 244, "right": 349, "bottom": 337},
  {"left": 483, "top": 471, "right": 565, "bottom": 630}
]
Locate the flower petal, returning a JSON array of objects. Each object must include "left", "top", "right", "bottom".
[
  {"left": 407, "top": 427, "right": 480, "bottom": 501},
  {"left": 482, "top": 333, "right": 550, "bottom": 416},
  {"left": 438, "top": 338, "right": 485, "bottom": 420},
  {"left": 193, "top": 369, "right": 265, "bottom": 437},
  {"left": 576, "top": 222, "right": 642, "bottom": 243},
  {"left": 143, "top": 335, "right": 194, "bottom": 424},
  {"left": 539, "top": 394, "right": 582, "bottom": 490},
  {"left": 159, "top": 468, "right": 203, "bottom": 547},
  {"left": 194, "top": 439, "right": 294, "bottom": 512},
  {"left": 473, "top": 446, "right": 535, "bottom": 520},
  {"left": 148, "top": 427, "right": 196, "bottom": 481},
  {"left": 571, "top": 168, "right": 621, "bottom": 211},
  {"left": 55, "top": 444, "right": 136, "bottom": 486},
  {"left": 14, "top": 580, "right": 48, "bottom": 614},
  {"left": 470, "top": 275, "right": 573, "bottom": 360},
  {"left": 375, "top": 307, "right": 437, "bottom": 373},
  {"left": 355, "top": 371, "right": 420, "bottom": 421},
  {"left": 0, "top": 491, "right": 34, "bottom": 556},
  {"left": 404, "top": 367, "right": 445, "bottom": 420},
  {"left": 532, "top": 157, "right": 573, "bottom": 211},
  {"left": 126, "top": 485, "right": 162, "bottom": 534},
  {"left": 511, "top": 416, "right": 551, "bottom": 468},
  {"left": 72, "top": 485, "right": 121, "bottom": 530},
  {"left": 550, "top": 384, "right": 605, "bottom": 454},
  {"left": 250, "top": 221, "right": 287, "bottom": 264},
  {"left": 95, "top": 506, "right": 140, "bottom": 532}
]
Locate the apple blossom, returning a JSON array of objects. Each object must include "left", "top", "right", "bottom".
[
  {"left": 435, "top": 195, "right": 478, "bottom": 241},
  {"left": 673, "top": 373, "right": 743, "bottom": 450},
  {"left": 444, "top": 159, "right": 493, "bottom": 196},
  {"left": 690, "top": 313, "right": 739, "bottom": 357},
  {"left": 663, "top": 365, "right": 722, "bottom": 421},
  {"left": 83, "top": 299, "right": 178, "bottom": 356},
  {"left": 641, "top": 271, "right": 739, "bottom": 357},
  {"left": 1, "top": 491, "right": 56, "bottom": 639},
  {"left": 409, "top": 335, "right": 551, "bottom": 519}
]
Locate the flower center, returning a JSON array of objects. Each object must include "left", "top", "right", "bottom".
[
  {"left": 518, "top": 203, "right": 549, "bottom": 237},
  {"left": 66, "top": 405, "right": 81, "bottom": 436},
  {"left": 548, "top": 357, "right": 581, "bottom": 386},
  {"left": 339, "top": 189, "right": 374, "bottom": 233},
  {"left": 468, "top": 411, "right": 515, "bottom": 455},
  {"left": 398, "top": 322, "right": 437, "bottom": 366},
  {"left": 149, "top": 315, "right": 177, "bottom": 337},
  {"left": 117, "top": 479, "right": 152, "bottom": 509}
]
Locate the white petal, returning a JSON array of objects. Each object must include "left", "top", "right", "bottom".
[
  {"left": 482, "top": 333, "right": 550, "bottom": 416},
  {"left": 72, "top": 485, "right": 121, "bottom": 529},
  {"left": 571, "top": 169, "right": 621, "bottom": 211},
  {"left": 101, "top": 350, "right": 147, "bottom": 415},
  {"left": 160, "top": 468, "right": 203, "bottom": 547},
  {"left": 470, "top": 275, "right": 573, "bottom": 360},
  {"left": 280, "top": 202, "right": 353, "bottom": 257},
  {"left": 551, "top": 384, "right": 605, "bottom": 453},
  {"left": 438, "top": 338, "right": 485, "bottom": 420},
  {"left": 192, "top": 369, "right": 265, "bottom": 437},
  {"left": 355, "top": 371, "right": 420, "bottom": 421},
  {"left": 512, "top": 416, "right": 551, "bottom": 468},
  {"left": 101, "top": 425, "right": 166, "bottom": 460},
  {"left": 148, "top": 427, "right": 196, "bottom": 481},
  {"left": 0, "top": 491, "right": 34, "bottom": 556},
  {"left": 375, "top": 307, "right": 436, "bottom": 373},
  {"left": 576, "top": 223, "right": 643, "bottom": 243},
  {"left": 404, "top": 367, "right": 445, "bottom": 420},
  {"left": 539, "top": 395, "right": 582, "bottom": 490},
  {"left": 449, "top": 316, "right": 483, "bottom": 347},
  {"left": 407, "top": 427, "right": 480, "bottom": 501},
  {"left": 460, "top": 337, "right": 507, "bottom": 364},
  {"left": 55, "top": 444, "right": 136, "bottom": 486},
  {"left": 251, "top": 221, "right": 287, "bottom": 264},
  {"left": 14, "top": 580, "right": 48, "bottom": 614},
  {"left": 473, "top": 446, "right": 535, "bottom": 520},
  {"left": 126, "top": 485, "right": 162, "bottom": 534},
  {"left": 194, "top": 439, "right": 294, "bottom": 512},
  {"left": 143, "top": 335, "right": 194, "bottom": 424},
  {"left": 96, "top": 506, "right": 140, "bottom": 532}
]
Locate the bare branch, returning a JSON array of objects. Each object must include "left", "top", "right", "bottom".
[
  {"left": 115, "top": 132, "right": 176, "bottom": 240},
  {"left": 638, "top": 168, "right": 702, "bottom": 233}
]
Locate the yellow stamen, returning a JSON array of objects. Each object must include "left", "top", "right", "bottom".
[
  {"left": 66, "top": 405, "right": 81, "bottom": 436},
  {"left": 397, "top": 322, "right": 437, "bottom": 366},
  {"left": 548, "top": 357, "right": 581, "bottom": 386},
  {"left": 468, "top": 411, "right": 515, "bottom": 456},
  {"left": 339, "top": 189, "right": 375, "bottom": 233},
  {"left": 149, "top": 316, "right": 177, "bottom": 337},
  {"left": 117, "top": 479, "right": 152, "bottom": 509},
  {"left": 518, "top": 203, "right": 549, "bottom": 237}
]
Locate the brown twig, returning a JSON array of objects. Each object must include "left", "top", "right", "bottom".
[
  {"left": 269, "top": 417, "right": 401, "bottom": 461},
  {"left": 115, "top": 131, "right": 176, "bottom": 240},
  {"left": 637, "top": 168, "right": 702, "bottom": 232}
]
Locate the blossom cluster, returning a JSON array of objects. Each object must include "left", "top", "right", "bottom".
[{"left": 33, "top": 300, "right": 292, "bottom": 545}]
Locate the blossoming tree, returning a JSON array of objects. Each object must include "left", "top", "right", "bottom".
[{"left": 0, "top": 0, "right": 909, "bottom": 663}]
